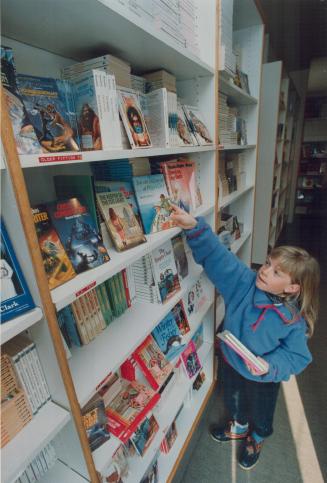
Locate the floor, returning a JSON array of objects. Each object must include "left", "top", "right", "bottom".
[{"left": 173, "top": 215, "right": 327, "bottom": 483}]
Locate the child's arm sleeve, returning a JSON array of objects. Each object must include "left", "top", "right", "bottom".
[
  {"left": 260, "top": 327, "right": 312, "bottom": 382},
  {"left": 185, "top": 217, "right": 255, "bottom": 305}
]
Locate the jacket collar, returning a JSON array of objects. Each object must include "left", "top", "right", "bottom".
[{"left": 253, "top": 288, "right": 299, "bottom": 323}]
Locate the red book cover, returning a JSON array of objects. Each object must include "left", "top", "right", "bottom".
[{"left": 133, "top": 335, "right": 173, "bottom": 390}]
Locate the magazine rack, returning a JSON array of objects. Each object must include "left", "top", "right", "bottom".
[{"left": 1, "top": 1, "right": 221, "bottom": 481}]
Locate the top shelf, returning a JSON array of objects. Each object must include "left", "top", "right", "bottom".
[
  {"left": 1, "top": 0, "right": 214, "bottom": 80},
  {"left": 219, "top": 75, "right": 258, "bottom": 105}
]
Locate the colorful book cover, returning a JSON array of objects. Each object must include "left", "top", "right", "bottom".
[
  {"left": 47, "top": 198, "right": 110, "bottom": 274},
  {"left": 133, "top": 335, "right": 173, "bottom": 390},
  {"left": 32, "top": 204, "right": 76, "bottom": 289},
  {"left": 17, "top": 74, "right": 79, "bottom": 152},
  {"left": 81, "top": 394, "right": 111, "bottom": 452},
  {"left": 96, "top": 191, "right": 146, "bottom": 251},
  {"left": 160, "top": 421, "right": 177, "bottom": 453},
  {"left": 183, "top": 277, "right": 207, "bottom": 317},
  {"left": 161, "top": 159, "right": 201, "bottom": 212},
  {"left": 192, "top": 324, "right": 204, "bottom": 351},
  {"left": 130, "top": 414, "right": 159, "bottom": 457},
  {"left": 0, "top": 219, "right": 35, "bottom": 323},
  {"left": 181, "top": 340, "right": 201, "bottom": 379},
  {"left": 150, "top": 240, "right": 181, "bottom": 303},
  {"left": 133, "top": 174, "right": 176, "bottom": 234},
  {"left": 1, "top": 46, "right": 41, "bottom": 154},
  {"left": 102, "top": 445, "right": 129, "bottom": 483},
  {"left": 182, "top": 105, "right": 213, "bottom": 146},
  {"left": 176, "top": 102, "right": 197, "bottom": 146},
  {"left": 171, "top": 300, "right": 190, "bottom": 335},
  {"left": 94, "top": 180, "right": 140, "bottom": 221},
  {"left": 171, "top": 234, "right": 189, "bottom": 279},
  {"left": 152, "top": 311, "right": 185, "bottom": 362},
  {"left": 118, "top": 88, "right": 152, "bottom": 148}
]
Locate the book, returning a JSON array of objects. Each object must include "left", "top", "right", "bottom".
[
  {"left": 17, "top": 74, "right": 80, "bottom": 152},
  {"left": 181, "top": 340, "right": 201, "bottom": 379},
  {"left": 191, "top": 323, "right": 204, "bottom": 351},
  {"left": 133, "top": 335, "right": 173, "bottom": 390},
  {"left": 47, "top": 198, "right": 110, "bottom": 274},
  {"left": 101, "top": 444, "right": 129, "bottom": 483},
  {"left": 183, "top": 277, "right": 207, "bottom": 317},
  {"left": 32, "top": 204, "right": 76, "bottom": 289},
  {"left": 118, "top": 88, "right": 152, "bottom": 148},
  {"left": 94, "top": 180, "right": 140, "bottom": 223},
  {"left": 145, "top": 88, "right": 169, "bottom": 148},
  {"left": 171, "top": 300, "right": 190, "bottom": 335},
  {"left": 133, "top": 174, "right": 176, "bottom": 234},
  {"left": 1, "top": 45, "right": 42, "bottom": 155},
  {"left": 81, "top": 393, "right": 111, "bottom": 452},
  {"left": 160, "top": 421, "right": 177, "bottom": 453},
  {"left": 140, "top": 457, "right": 159, "bottom": 483},
  {"left": 218, "top": 330, "right": 269, "bottom": 373},
  {"left": 0, "top": 219, "right": 35, "bottom": 323},
  {"left": 96, "top": 191, "right": 146, "bottom": 251},
  {"left": 176, "top": 101, "right": 198, "bottom": 146},
  {"left": 130, "top": 414, "right": 159, "bottom": 456},
  {"left": 150, "top": 240, "right": 181, "bottom": 303},
  {"left": 182, "top": 105, "right": 213, "bottom": 145},
  {"left": 152, "top": 310, "right": 186, "bottom": 362},
  {"left": 171, "top": 234, "right": 189, "bottom": 280}
]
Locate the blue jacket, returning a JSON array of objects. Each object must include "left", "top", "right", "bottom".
[{"left": 185, "top": 217, "right": 312, "bottom": 383}]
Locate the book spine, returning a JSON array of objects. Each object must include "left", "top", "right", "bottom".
[
  {"left": 117, "top": 271, "right": 128, "bottom": 311},
  {"left": 18, "top": 349, "right": 41, "bottom": 413},
  {"left": 62, "top": 306, "right": 82, "bottom": 347},
  {"left": 71, "top": 300, "right": 89, "bottom": 345},
  {"left": 25, "top": 345, "right": 47, "bottom": 409},
  {"left": 79, "top": 295, "right": 95, "bottom": 341},
  {"left": 11, "top": 352, "right": 37, "bottom": 415},
  {"left": 30, "top": 346, "right": 51, "bottom": 404},
  {"left": 121, "top": 268, "right": 131, "bottom": 308},
  {"left": 100, "top": 283, "right": 114, "bottom": 324}
]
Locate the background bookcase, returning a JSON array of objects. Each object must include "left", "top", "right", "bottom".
[
  {"left": 252, "top": 62, "right": 300, "bottom": 265},
  {"left": 1, "top": 1, "right": 219, "bottom": 482}
]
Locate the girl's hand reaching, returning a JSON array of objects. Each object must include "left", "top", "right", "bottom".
[{"left": 170, "top": 205, "right": 198, "bottom": 230}]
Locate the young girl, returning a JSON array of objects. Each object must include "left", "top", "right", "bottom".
[{"left": 170, "top": 206, "right": 320, "bottom": 470}]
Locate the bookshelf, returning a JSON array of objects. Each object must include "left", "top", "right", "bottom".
[
  {"left": 218, "top": 0, "right": 264, "bottom": 266},
  {"left": 1, "top": 1, "right": 218, "bottom": 482}
]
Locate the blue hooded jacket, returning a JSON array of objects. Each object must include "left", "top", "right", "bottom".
[{"left": 185, "top": 217, "right": 312, "bottom": 383}]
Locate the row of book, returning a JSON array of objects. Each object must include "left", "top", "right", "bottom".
[
  {"left": 218, "top": 151, "right": 246, "bottom": 199},
  {"left": 1, "top": 45, "right": 212, "bottom": 156},
  {"left": 1, "top": 334, "right": 50, "bottom": 447},
  {"left": 14, "top": 442, "right": 57, "bottom": 483},
  {"left": 218, "top": 92, "right": 248, "bottom": 147}
]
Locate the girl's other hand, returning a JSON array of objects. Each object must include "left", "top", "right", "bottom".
[
  {"left": 245, "top": 357, "right": 269, "bottom": 376},
  {"left": 170, "top": 205, "right": 197, "bottom": 230}
]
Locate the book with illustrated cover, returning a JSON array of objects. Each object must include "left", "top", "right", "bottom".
[
  {"left": 1, "top": 219, "right": 35, "bottom": 323},
  {"left": 133, "top": 174, "right": 176, "bottom": 234},
  {"left": 176, "top": 102, "right": 198, "bottom": 146},
  {"left": 183, "top": 105, "right": 213, "bottom": 146},
  {"left": 171, "top": 300, "right": 190, "bottom": 335},
  {"left": 1, "top": 45, "right": 42, "bottom": 154},
  {"left": 118, "top": 88, "right": 152, "bottom": 148},
  {"left": 130, "top": 414, "right": 159, "bottom": 457},
  {"left": 81, "top": 394, "right": 111, "bottom": 452},
  {"left": 101, "top": 444, "right": 129, "bottom": 483},
  {"left": 94, "top": 180, "right": 140, "bottom": 222},
  {"left": 160, "top": 421, "right": 177, "bottom": 453},
  {"left": 145, "top": 88, "right": 169, "bottom": 148},
  {"left": 192, "top": 323, "right": 204, "bottom": 351},
  {"left": 183, "top": 277, "right": 208, "bottom": 317},
  {"left": 171, "top": 234, "right": 189, "bottom": 279},
  {"left": 32, "top": 204, "right": 76, "bottom": 289},
  {"left": 218, "top": 330, "right": 269, "bottom": 373},
  {"left": 133, "top": 335, "right": 173, "bottom": 390},
  {"left": 181, "top": 340, "right": 201, "bottom": 379},
  {"left": 150, "top": 240, "right": 181, "bottom": 303},
  {"left": 17, "top": 74, "right": 80, "bottom": 152},
  {"left": 96, "top": 191, "right": 146, "bottom": 251},
  {"left": 151, "top": 310, "right": 185, "bottom": 362},
  {"left": 47, "top": 198, "right": 110, "bottom": 274}
]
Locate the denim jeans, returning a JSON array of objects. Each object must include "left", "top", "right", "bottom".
[{"left": 221, "top": 357, "right": 281, "bottom": 438}]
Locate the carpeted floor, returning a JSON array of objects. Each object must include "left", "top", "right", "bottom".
[{"left": 173, "top": 216, "right": 327, "bottom": 483}]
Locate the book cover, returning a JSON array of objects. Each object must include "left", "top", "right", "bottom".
[
  {"left": 32, "top": 204, "right": 76, "bottom": 289},
  {"left": 161, "top": 158, "right": 201, "bottom": 212},
  {"left": 17, "top": 74, "right": 79, "bottom": 152},
  {"left": 118, "top": 88, "right": 152, "bottom": 148},
  {"left": 81, "top": 394, "right": 111, "bottom": 452},
  {"left": 140, "top": 457, "right": 159, "bottom": 483},
  {"left": 181, "top": 340, "right": 201, "bottom": 379},
  {"left": 171, "top": 300, "right": 190, "bottom": 335},
  {"left": 152, "top": 311, "right": 185, "bottom": 362},
  {"left": 101, "top": 445, "right": 129, "bottom": 483},
  {"left": 183, "top": 278, "right": 207, "bottom": 317},
  {"left": 133, "top": 174, "right": 176, "bottom": 234},
  {"left": 183, "top": 105, "right": 213, "bottom": 146},
  {"left": 96, "top": 191, "right": 146, "bottom": 251},
  {"left": 130, "top": 414, "right": 159, "bottom": 457},
  {"left": 133, "top": 335, "right": 173, "bottom": 390},
  {"left": 1, "top": 45, "right": 42, "bottom": 154},
  {"left": 171, "top": 234, "right": 189, "bottom": 279},
  {"left": 150, "top": 240, "right": 181, "bottom": 303},
  {"left": 0, "top": 219, "right": 35, "bottom": 323},
  {"left": 176, "top": 102, "right": 197, "bottom": 146},
  {"left": 94, "top": 180, "right": 140, "bottom": 223},
  {"left": 145, "top": 88, "right": 169, "bottom": 148},
  {"left": 191, "top": 323, "right": 204, "bottom": 351},
  {"left": 47, "top": 198, "right": 110, "bottom": 274},
  {"left": 160, "top": 421, "right": 177, "bottom": 453}
]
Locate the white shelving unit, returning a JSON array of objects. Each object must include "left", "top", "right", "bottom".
[
  {"left": 1, "top": 1, "right": 218, "bottom": 481},
  {"left": 218, "top": 0, "right": 264, "bottom": 266}
]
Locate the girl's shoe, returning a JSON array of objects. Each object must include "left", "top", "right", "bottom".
[
  {"left": 238, "top": 436, "right": 264, "bottom": 470},
  {"left": 210, "top": 420, "right": 249, "bottom": 443}
]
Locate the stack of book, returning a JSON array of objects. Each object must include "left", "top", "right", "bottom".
[
  {"left": 15, "top": 442, "right": 57, "bottom": 482},
  {"left": 144, "top": 70, "right": 177, "bottom": 94},
  {"left": 131, "top": 74, "right": 147, "bottom": 94},
  {"left": 92, "top": 158, "right": 151, "bottom": 182},
  {"left": 219, "top": 0, "right": 236, "bottom": 76},
  {"left": 179, "top": 0, "right": 200, "bottom": 56},
  {"left": 218, "top": 92, "right": 238, "bottom": 146},
  {"left": 152, "top": 1, "right": 186, "bottom": 50}
]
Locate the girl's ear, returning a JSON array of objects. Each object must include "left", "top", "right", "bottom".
[{"left": 284, "top": 283, "right": 300, "bottom": 295}]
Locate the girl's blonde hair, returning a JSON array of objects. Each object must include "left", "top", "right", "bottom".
[{"left": 270, "top": 245, "right": 320, "bottom": 337}]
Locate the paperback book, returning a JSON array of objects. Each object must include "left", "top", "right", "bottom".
[
  {"left": 0, "top": 219, "right": 35, "bottom": 323},
  {"left": 171, "top": 234, "right": 189, "bottom": 279},
  {"left": 151, "top": 310, "right": 186, "bottom": 362},
  {"left": 101, "top": 445, "right": 129, "bottom": 483},
  {"left": 96, "top": 191, "right": 146, "bottom": 251},
  {"left": 181, "top": 340, "right": 201, "bottom": 379},
  {"left": 118, "top": 88, "right": 152, "bottom": 148},
  {"left": 32, "top": 204, "right": 76, "bottom": 289},
  {"left": 47, "top": 198, "right": 110, "bottom": 273},
  {"left": 176, "top": 102, "right": 198, "bottom": 146},
  {"left": 183, "top": 277, "right": 207, "bottom": 317},
  {"left": 81, "top": 394, "right": 111, "bottom": 452},
  {"left": 94, "top": 179, "right": 140, "bottom": 222},
  {"left": 183, "top": 104, "right": 213, "bottom": 146},
  {"left": 133, "top": 174, "right": 176, "bottom": 234},
  {"left": 150, "top": 240, "right": 181, "bottom": 303},
  {"left": 130, "top": 414, "right": 159, "bottom": 456}
]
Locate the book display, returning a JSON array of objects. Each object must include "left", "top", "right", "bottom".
[{"left": 1, "top": 0, "right": 217, "bottom": 481}]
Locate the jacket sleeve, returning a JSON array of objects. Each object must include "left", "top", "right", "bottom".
[
  {"left": 260, "top": 325, "right": 312, "bottom": 382},
  {"left": 185, "top": 217, "right": 255, "bottom": 306}
]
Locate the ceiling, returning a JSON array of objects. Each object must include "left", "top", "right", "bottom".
[{"left": 259, "top": 0, "right": 327, "bottom": 72}]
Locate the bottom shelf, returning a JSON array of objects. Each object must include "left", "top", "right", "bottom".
[{"left": 40, "top": 460, "right": 89, "bottom": 483}]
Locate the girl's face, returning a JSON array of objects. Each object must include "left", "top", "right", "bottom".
[{"left": 256, "top": 256, "right": 300, "bottom": 296}]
